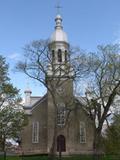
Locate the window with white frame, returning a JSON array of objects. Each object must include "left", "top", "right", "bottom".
[
  {"left": 80, "top": 122, "right": 86, "bottom": 143},
  {"left": 32, "top": 121, "right": 39, "bottom": 143},
  {"left": 57, "top": 103, "right": 66, "bottom": 127}
]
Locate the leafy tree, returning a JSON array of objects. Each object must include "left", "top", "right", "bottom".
[
  {"left": 0, "top": 106, "right": 27, "bottom": 157},
  {"left": 0, "top": 55, "right": 27, "bottom": 160},
  {"left": 104, "top": 113, "right": 120, "bottom": 154},
  {"left": 76, "top": 44, "right": 120, "bottom": 157},
  {"left": 0, "top": 55, "right": 20, "bottom": 107}
]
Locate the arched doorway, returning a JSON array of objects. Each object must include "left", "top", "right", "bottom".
[{"left": 57, "top": 135, "right": 66, "bottom": 152}]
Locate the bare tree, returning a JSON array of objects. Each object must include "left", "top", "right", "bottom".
[
  {"left": 16, "top": 39, "right": 81, "bottom": 159},
  {"left": 76, "top": 44, "right": 120, "bottom": 158}
]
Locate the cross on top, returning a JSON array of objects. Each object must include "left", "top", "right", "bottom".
[{"left": 56, "top": 0, "right": 62, "bottom": 14}]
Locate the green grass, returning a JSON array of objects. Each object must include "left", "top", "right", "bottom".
[
  {"left": 0, "top": 156, "right": 20, "bottom": 160},
  {"left": 0, "top": 155, "right": 120, "bottom": 160}
]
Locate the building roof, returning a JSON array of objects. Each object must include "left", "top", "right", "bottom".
[
  {"left": 23, "top": 96, "right": 42, "bottom": 109},
  {"left": 24, "top": 94, "right": 87, "bottom": 110},
  {"left": 76, "top": 96, "right": 87, "bottom": 106}
]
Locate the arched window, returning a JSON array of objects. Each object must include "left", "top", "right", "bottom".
[
  {"left": 52, "top": 50, "right": 55, "bottom": 61},
  {"left": 65, "top": 50, "right": 68, "bottom": 62},
  {"left": 58, "top": 49, "right": 62, "bottom": 62},
  {"left": 80, "top": 122, "right": 86, "bottom": 143},
  {"left": 57, "top": 103, "right": 66, "bottom": 126},
  {"left": 32, "top": 121, "right": 39, "bottom": 143}
]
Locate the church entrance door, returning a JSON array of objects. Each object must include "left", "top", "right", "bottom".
[{"left": 57, "top": 135, "right": 66, "bottom": 152}]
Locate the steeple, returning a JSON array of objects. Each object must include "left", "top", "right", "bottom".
[
  {"left": 55, "top": 1, "right": 62, "bottom": 29},
  {"left": 50, "top": 14, "right": 68, "bottom": 44},
  {"left": 47, "top": 11, "right": 74, "bottom": 78},
  {"left": 55, "top": 14, "right": 63, "bottom": 29}
]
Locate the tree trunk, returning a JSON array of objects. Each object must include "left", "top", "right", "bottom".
[
  {"left": 48, "top": 120, "right": 57, "bottom": 160},
  {"left": 59, "top": 143, "right": 62, "bottom": 160},
  {"left": 3, "top": 137, "right": 6, "bottom": 160},
  {"left": 48, "top": 135, "right": 56, "bottom": 160},
  {"left": 93, "top": 129, "right": 102, "bottom": 160},
  {"left": 3, "top": 151, "right": 6, "bottom": 160}
]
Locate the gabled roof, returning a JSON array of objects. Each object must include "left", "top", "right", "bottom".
[
  {"left": 30, "top": 96, "right": 42, "bottom": 106},
  {"left": 75, "top": 96, "right": 87, "bottom": 106},
  {"left": 31, "top": 94, "right": 47, "bottom": 111},
  {"left": 24, "top": 95, "right": 87, "bottom": 109},
  {"left": 23, "top": 94, "right": 47, "bottom": 115},
  {"left": 23, "top": 93, "right": 89, "bottom": 115},
  {"left": 23, "top": 96, "right": 42, "bottom": 109},
  {"left": 75, "top": 96, "right": 90, "bottom": 116}
]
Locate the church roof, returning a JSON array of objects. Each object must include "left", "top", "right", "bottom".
[
  {"left": 30, "top": 96, "right": 42, "bottom": 106},
  {"left": 76, "top": 96, "right": 87, "bottom": 106},
  {"left": 24, "top": 96, "right": 42, "bottom": 109},
  {"left": 24, "top": 94, "right": 87, "bottom": 110},
  {"left": 31, "top": 94, "right": 47, "bottom": 111}
]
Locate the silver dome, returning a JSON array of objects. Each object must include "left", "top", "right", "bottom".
[{"left": 50, "top": 14, "right": 68, "bottom": 43}]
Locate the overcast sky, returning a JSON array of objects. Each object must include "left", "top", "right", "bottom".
[{"left": 0, "top": 0, "right": 120, "bottom": 97}]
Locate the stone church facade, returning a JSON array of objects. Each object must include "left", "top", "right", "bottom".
[{"left": 21, "top": 14, "right": 94, "bottom": 155}]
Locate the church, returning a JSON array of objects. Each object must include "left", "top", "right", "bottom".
[{"left": 21, "top": 13, "right": 94, "bottom": 155}]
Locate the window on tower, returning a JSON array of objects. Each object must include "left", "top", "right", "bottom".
[
  {"left": 65, "top": 50, "right": 68, "bottom": 62},
  {"left": 52, "top": 50, "right": 55, "bottom": 62},
  {"left": 58, "top": 49, "right": 62, "bottom": 62}
]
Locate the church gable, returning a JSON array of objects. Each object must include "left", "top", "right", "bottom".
[{"left": 31, "top": 94, "right": 47, "bottom": 112}]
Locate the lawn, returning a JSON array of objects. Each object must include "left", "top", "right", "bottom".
[{"left": 0, "top": 155, "right": 120, "bottom": 160}]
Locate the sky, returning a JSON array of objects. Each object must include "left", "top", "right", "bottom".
[{"left": 0, "top": 0, "right": 120, "bottom": 98}]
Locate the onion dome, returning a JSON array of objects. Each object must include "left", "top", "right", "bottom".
[{"left": 50, "top": 14, "right": 68, "bottom": 43}]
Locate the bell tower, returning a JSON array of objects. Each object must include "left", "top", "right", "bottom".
[
  {"left": 47, "top": 13, "right": 74, "bottom": 153},
  {"left": 47, "top": 13, "right": 74, "bottom": 99},
  {"left": 47, "top": 14, "right": 74, "bottom": 78}
]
